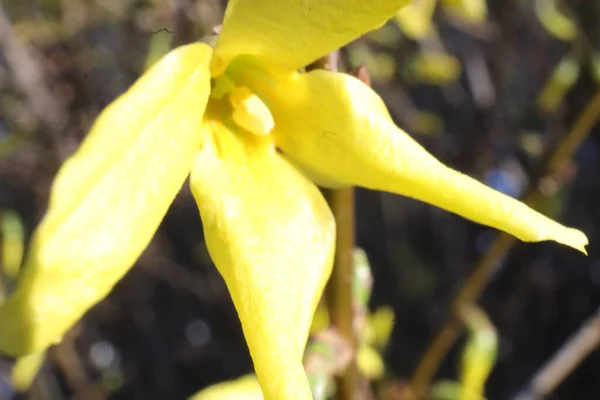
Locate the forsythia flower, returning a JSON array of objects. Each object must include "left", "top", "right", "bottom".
[
  {"left": 0, "top": 0, "right": 587, "bottom": 399},
  {"left": 394, "top": 0, "right": 487, "bottom": 40}
]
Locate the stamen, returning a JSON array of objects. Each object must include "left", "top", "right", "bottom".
[{"left": 229, "top": 87, "right": 274, "bottom": 136}]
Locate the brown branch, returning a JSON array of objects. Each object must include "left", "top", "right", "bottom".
[
  {"left": 0, "top": 4, "right": 69, "bottom": 159},
  {"left": 171, "top": 0, "right": 196, "bottom": 48},
  {"left": 49, "top": 327, "right": 105, "bottom": 400},
  {"left": 410, "top": 90, "right": 600, "bottom": 399},
  {"left": 513, "top": 306, "right": 600, "bottom": 400},
  {"left": 324, "top": 187, "right": 358, "bottom": 400}
]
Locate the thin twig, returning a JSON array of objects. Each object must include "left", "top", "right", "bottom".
[
  {"left": 0, "top": 4, "right": 69, "bottom": 159},
  {"left": 324, "top": 187, "right": 358, "bottom": 400},
  {"left": 171, "top": 0, "right": 196, "bottom": 47},
  {"left": 49, "top": 328, "right": 105, "bottom": 400},
  {"left": 410, "top": 90, "right": 600, "bottom": 399},
  {"left": 513, "top": 306, "right": 600, "bottom": 400}
]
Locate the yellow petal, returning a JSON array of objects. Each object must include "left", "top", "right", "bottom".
[
  {"left": 1, "top": 210, "right": 25, "bottom": 280},
  {"left": 394, "top": 0, "right": 438, "bottom": 39},
  {"left": 11, "top": 351, "right": 46, "bottom": 391},
  {"left": 535, "top": 0, "right": 577, "bottom": 42},
  {"left": 213, "top": 0, "right": 410, "bottom": 75},
  {"left": 442, "top": 0, "right": 487, "bottom": 23},
  {"left": 270, "top": 70, "right": 587, "bottom": 253},
  {"left": 371, "top": 306, "right": 396, "bottom": 349},
  {"left": 190, "top": 375, "right": 263, "bottom": 400},
  {"left": 190, "top": 123, "right": 335, "bottom": 399},
  {"left": 357, "top": 345, "right": 385, "bottom": 379},
  {"left": 0, "top": 43, "right": 213, "bottom": 356},
  {"left": 410, "top": 52, "right": 462, "bottom": 85},
  {"left": 460, "top": 306, "right": 497, "bottom": 400}
]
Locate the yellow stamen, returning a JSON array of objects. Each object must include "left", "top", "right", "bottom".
[{"left": 229, "top": 86, "right": 274, "bottom": 136}]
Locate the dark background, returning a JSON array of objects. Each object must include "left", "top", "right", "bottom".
[{"left": 0, "top": 0, "right": 598, "bottom": 399}]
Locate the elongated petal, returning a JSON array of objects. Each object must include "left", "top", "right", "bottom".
[
  {"left": 213, "top": 0, "right": 410, "bottom": 75},
  {"left": 0, "top": 43, "right": 213, "bottom": 356},
  {"left": 190, "top": 123, "right": 335, "bottom": 399},
  {"left": 190, "top": 375, "right": 262, "bottom": 400},
  {"left": 270, "top": 70, "right": 587, "bottom": 253}
]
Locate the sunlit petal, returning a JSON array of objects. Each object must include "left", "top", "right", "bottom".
[
  {"left": 190, "top": 374, "right": 263, "bottom": 400},
  {"left": 270, "top": 70, "right": 587, "bottom": 253},
  {"left": 0, "top": 43, "right": 213, "bottom": 356},
  {"left": 190, "top": 123, "right": 335, "bottom": 399},
  {"left": 213, "top": 0, "right": 410, "bottom": 75}
]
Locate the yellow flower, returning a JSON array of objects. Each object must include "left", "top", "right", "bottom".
[
  {"left": 0, "top": 0, "right": 587, "bottom": 399},
  {"left": 395, "top": 0, "right": 438, "bottom": 39}
]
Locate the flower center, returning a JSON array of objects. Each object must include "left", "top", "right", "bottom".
[
  {"left": 209, "top": 56, "right": 280, "bottom": 137},
  {"left": 229, "top": 87, "right": 274, "bottom": 136}
]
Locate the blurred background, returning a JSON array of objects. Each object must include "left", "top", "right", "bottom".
[{"left": 0, "top": 0, "right": 598, "bottom": 399}]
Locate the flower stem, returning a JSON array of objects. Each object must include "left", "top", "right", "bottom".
[{"left": 323, "top": 188, "right": 358, "bottom": 400}]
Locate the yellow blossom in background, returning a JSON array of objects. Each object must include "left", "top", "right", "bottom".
[
  {"left": 537, "top": 54, "right": 580, "bottom": 113},
  {"left": 535, "top": 0, "right": 577, "bottom": 42},
  {"left": 394, "top": 0, "right": 487, "bottom": 40},
  {"left": 409, "top": 52, "right": 462, "bottom": 85},
  {"left": 1, "top": 210, "right": 25, "bottom": 280},
  {"left": 460, "top": 306, "right": 498, "bottom": 400},
  {"left": 395, "top": 0, "right": 438, "bottom": 39},
  {"left": 356, "top": 306, "right": 395, "bottom": 380},
  {"left": 0, "top": 0, "right": 588, "bottom": 399},
  {"left": 441, "top": 0, "right": 487, "bottom": 24}
]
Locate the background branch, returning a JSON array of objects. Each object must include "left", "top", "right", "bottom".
[
  {"left": 0, "top": 4, "right": 69, "bottom": 160},
  {"left": 410, "top": 89, "right": 600, "bottom": 399},
  {"left": 171, "top": 0, "right": 197, "bottom": 47},
  {"left": 513, "top": 305, "right": 600, "bottom": 400}
]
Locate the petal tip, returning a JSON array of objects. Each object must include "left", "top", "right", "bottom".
[{"left": 555, "top": 228, "right": 588, "bottom": 255}]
